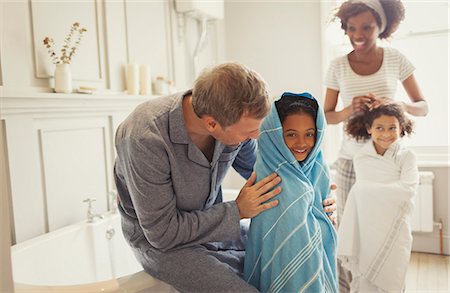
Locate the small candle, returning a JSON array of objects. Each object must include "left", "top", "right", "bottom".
[
  {"left": 126, "top": 64, "right": 139, "bottom": 95},
  {"left": 140, "top": 65, "right": 152, "bottom": 95},
  {"left": 154, "top": 76, "right": 168, "bottom": 95}
]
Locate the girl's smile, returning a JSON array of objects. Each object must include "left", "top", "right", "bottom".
[
  {"left": 367, "top": 114, "right": 401, "bottom": 155},
  {"left": 282, "top": 113, "right": 316, "bottom": 162}
]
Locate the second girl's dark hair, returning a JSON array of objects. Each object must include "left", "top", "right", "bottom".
[
  {"left": 335, "top": 0, "right": 405, "bottom": 39},
  {"left": 346, "top": 102, "right": 414, "bottom": 141}
]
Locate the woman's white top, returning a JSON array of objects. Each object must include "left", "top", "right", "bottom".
[{"left": 325, "top": 47, "right": 415, "bottom": 160}]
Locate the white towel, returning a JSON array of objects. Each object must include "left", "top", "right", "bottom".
[{"left": 338, "top": 140, "right": 418, "bottom": 292}]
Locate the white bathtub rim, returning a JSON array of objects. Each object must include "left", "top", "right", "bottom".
[
  {"left": 11, "top": 212, "right": 120, "bottom": 253},
  {"left": 11, "top": 212, "right": 176, "bottom": 292},
  {"left": 14, "top": 270, "right": 172, "bottom": 293}
]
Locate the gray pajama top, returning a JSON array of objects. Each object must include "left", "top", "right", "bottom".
[{"left": 114, "top": 90, "right": 256, "bottom": 252}]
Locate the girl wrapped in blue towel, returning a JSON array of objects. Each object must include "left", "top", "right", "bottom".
[{"left": 244, "top": 92, "right": 338, "bottom": 292}]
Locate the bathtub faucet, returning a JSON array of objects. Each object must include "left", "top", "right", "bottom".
[{"left": 83, "top": 198, "right": 104, "bottom": 223}]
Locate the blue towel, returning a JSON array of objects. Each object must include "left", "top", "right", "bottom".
[{"left": 244, "top": 92, "right": 337, "bottom": 293}]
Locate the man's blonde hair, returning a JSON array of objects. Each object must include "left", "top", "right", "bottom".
[{"left": 192, "top": 62, "right": 271, "bottom": 127}]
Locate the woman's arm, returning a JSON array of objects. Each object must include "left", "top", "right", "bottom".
[
  {"left": 324, "top": 88, "right": 351, "bottom": 124},
  {"left": 400, "top": 74, "right": 428, "bottom": 116},
  {"left": 324, "top": 88, "right": 374, "bottom": 124}
]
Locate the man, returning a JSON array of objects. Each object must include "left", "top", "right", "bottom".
[{"left": 114, "top": 63, "right": 334, "bottom": 292}]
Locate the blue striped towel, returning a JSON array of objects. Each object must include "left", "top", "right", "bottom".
[{"left": 244, "top": 92, "right": 337, "bottom": 293}]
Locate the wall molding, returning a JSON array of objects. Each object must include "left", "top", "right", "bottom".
[
  {"left": 413, "top": 231, "right": 449, "bottom": 256},
  {"left": 0, "top": 88, "right": 150, "bottom": 115},
  {"left": 412, "top": 146, "right": 450, "bottom": 168}
]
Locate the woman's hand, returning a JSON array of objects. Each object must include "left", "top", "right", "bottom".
[
  {"left": 351, "top": 95, "right": 374, "bottom": 114},
  {"left": 366, "top": 94, "right": 392, "bottom": 111}
]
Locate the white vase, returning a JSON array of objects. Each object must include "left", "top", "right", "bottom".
[{"left": 54, "top": 63, "right": 72, "bottom": 93}]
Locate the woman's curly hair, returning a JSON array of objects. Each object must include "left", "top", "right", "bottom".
[
  {"left": 346, "top": 102, "right": 414, "bottom": 142},
  {"left": 334, "top": 0, "right": 405, "bottom": 39}
]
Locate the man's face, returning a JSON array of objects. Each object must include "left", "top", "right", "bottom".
[{"left": 213, "top": 115, "right": 263, "bottom": 146}]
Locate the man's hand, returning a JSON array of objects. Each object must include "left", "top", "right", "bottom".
[
  {"left": 235, "top": 172, "right": 282, "bottom": 219},
  {"left": 323, "top": 183, "right": 337, "bottom": 227}
]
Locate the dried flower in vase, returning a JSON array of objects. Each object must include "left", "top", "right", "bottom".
[{"left": 43, "top": 22, "right": 87, "bottom": 65}]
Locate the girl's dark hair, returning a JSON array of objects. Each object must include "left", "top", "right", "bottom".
[
  {"left": 275, "top": 96, "right": 318, "bottom": 123},
  {"left": 334, "top": 0, "right": 405, "bottom": 39},
  {"left": 346, "top": 102, "right": 414, "bottom": 141}
]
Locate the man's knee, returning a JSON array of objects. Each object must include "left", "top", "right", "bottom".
[{"left": 135, "top": 245, "right": 257, "bottom": 292}]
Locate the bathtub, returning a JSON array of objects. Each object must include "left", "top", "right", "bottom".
[{"left": 11, "top": 212, "right": 176, "bottom": 293}]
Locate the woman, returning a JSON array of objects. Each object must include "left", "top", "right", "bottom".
[{"left": 324, "top": 0, "right": 428, "bottom": 291}]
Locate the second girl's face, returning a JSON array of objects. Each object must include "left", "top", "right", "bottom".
[
  {"left": 282, "top": 113, "right": 316, "bottom": 162},
  {"left": 367, "top": 114, "right": 401, "bottom": 155},
  {"left": 346, "top": 10, "right": 380, "bottom": 53}
]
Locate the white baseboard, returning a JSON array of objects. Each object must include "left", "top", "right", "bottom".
[{"left": 412, "top": 231, "right": 449, "bottom": 255}]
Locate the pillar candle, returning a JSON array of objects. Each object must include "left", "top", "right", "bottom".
[
  {"left": 140, "top": 65, "right": 152, "bottom": 95},
  {"left": 126, "top": 64, "right": 139, "bottom": 95}
]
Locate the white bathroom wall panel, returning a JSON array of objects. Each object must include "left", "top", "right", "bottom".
[
  {"left": 125, "top": 0, "right": 172, "bottom": 82},
  {"left": 38, "top": 117, "right": 111, "bottom": 232},
  {"left": 0, "top": 1, "right": 4, "bottom": 86},
  {"left": 224, "top": 1, "right": 323, "bottom": 97},
  {"left": 31, "top": 0, "right": 103, "bottom": 81},
  {"left": 103, "top": 0, "right": 128, "bottom": 91},
  {"left": 1, "top": 1, "right": 36, "bottom": 88},
  {"left": 168, "top": 3, "right": 190, "bottom": 89},
  {"left": 0, "top": 121, "right": 15, "bottom": 293},
  {"left": 5, "top": 116, "right": 47, "bottom": 243},
  {"left": 1, "top": 93, "right": 148, "bottom": 243}
]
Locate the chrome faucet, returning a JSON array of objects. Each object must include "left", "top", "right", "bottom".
[{"left": 83, "top": 198, "right": 104, "bottom": 223}]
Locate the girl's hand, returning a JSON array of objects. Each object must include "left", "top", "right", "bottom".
[{"left": 323, "top": 183, "right": 337, "bottom": 227}]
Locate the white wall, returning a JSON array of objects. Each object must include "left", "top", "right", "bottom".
[
  {"left": 222, "top": 1, "right": 324, "bottom": 189},
  {"left": 221, "top": 0, "right": 323, "bottom": 189},
  {"left": 224, "top": 0, "right": 323, "bottom": 98}
]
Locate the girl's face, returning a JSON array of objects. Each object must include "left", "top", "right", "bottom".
[
  {"left": 367, "top": 114, "right": 401, "bottom": 155},
  {"left": 346, "top": 10, "right": 380, "bottom": 53},
  {"left": 282, "top": 113, "right": 316, "bottom": 162}
]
